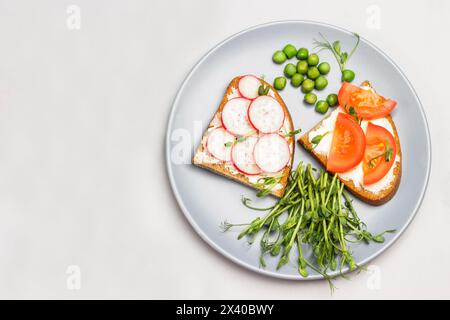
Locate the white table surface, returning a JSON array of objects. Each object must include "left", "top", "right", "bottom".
[{"left": 0, "top": 0, "right": 448, "bottom": 299}]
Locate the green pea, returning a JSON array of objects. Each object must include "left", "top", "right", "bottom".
[
  {"left": 307, "top": 53, "right": 319, "bottom": 66},
  {"left": 273, "top": 76, "right": 287, "bottom": 90},
  {"left": 314, "top": 76, "right": 328, "bottom": 90},
  {"left": 291, "top": 73, "right": 304, "bottom": 87},
  {"left": 301, "top": 79, "right": 315, "bottom": 93},
  {"left": 318, "top": 62, "right": 331, "bottom": 75},
  {"left": 342, "top": 69, "right": 355, "bottom": 82},
  {"left": 272, "top": 50, "right": 287, "bottom": 64},
  {"left": 284, "top": 63, "right": 297, "bottom": 78},
  {"left": 283, "top": 44, "right": 297, "bottom": 59},
  {"left": 307, "top": 67, "right": 320, "bottom": 80},
  {"left": 296, "top": 60, "right": 308, "bottom": 74},
  {"left": 315, "top": 100, "right": 329, "bottom": 114},
  {"left": 296, "top": 48, "right": 309, "bottom": 60},
  {"left": 304, "top": 93, "right": 317, "bottom": 105},
  {"left": 326, "top": 93, "right": 338, "bottom": 107}
]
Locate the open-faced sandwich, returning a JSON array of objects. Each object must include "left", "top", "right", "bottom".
[
  {"left": 193, "top": 75, "right": 295, "bottom": 197},
  {"left": 299, "top": 81, "right": 401, "bottom": 205}
]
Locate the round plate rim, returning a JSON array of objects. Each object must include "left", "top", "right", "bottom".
[{"left": 165, "top": 20, "right": 432, "bottom": 280}]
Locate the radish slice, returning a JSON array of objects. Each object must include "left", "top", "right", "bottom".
[
  {"left": 248, "top": 96, "right": 285, "bottom": 133},
  {"left": 238, "top": 75, "right": 261, "bottom": 100},
  {"left": 231, "top": 136, "right": 261, "bottom": 175},
  {"left": 254, "top": 134, "right": 290, "bottom": 173},
  {"left": 221, "top": 98, "right": 254, "bottom": 136},
  {"left": 206, "top": 127, "right": 235, "bottom": 161}
]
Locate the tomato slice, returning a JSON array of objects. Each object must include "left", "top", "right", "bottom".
[
  {"left": 362, "top": 122, "right": 397, "bottom": 185},
  {"left": 327, "top": 112, "right": 366, "bottom": 173},
  {"left": 338, "top": 82, "right": 397, "bottom": 120}
]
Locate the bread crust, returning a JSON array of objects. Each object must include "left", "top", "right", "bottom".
[
  {"left": 298, "top": 112, "right": 401, "bottom": 205},
  {"left": 192, "top": 76, "right": 294, "bottom": 198}
]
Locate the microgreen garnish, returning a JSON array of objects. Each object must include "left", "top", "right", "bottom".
[
  {"left": 257, "top": 75, "right": 270, "bottom": 96},
  {"left": 368, "top": 141, "right": 393, "bottom": 168},
  {"left": 313, "top": 32, "right": 360, "bottom": 73},
  {"left": 222, "top": 162, "right": 396, "bottom": 293},
  {"left": 241, "top": 196, "right": 275, "bottom": 211},
  {"left": 220, "top": 221, "right": 249, "bottom": 233},
  {"left": 385, "top": 145, "right": 393, "bottom": 162},
  {"left": 258, "top": 84, "right": 270, "bottom": 96},
  {"left": 224, "top": 135, "right": 247, "bottom": 147},
  {"left": 255, "top": 175, "right": 283, "bottom": 198},
  {"left": 345, "top": 105, "right": 362, "bottom": 124},
  {"left": 311, "top": 131, "right": 330, "bottom": 148},
  {"left": 284, "top": 128, "right": 302, "bottom": 137},
  {"left": 370, "top": 229, "right": 396, "bottom": 243},
  {"left": 348, "top": 106, "right": 357, "bottom": 117}
]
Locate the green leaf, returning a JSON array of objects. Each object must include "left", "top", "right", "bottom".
[
  {"left": 372, "top": 235, "right": 385, "bottom": 243},
  {"left": 372, "top": 229, "right": 396, "bottom": 243},
  {"left": 256, "top": 188, "right": 272, "bottom": 198},
  {"left": 258, "top": 84, "right": 270, "bottom": 96},
  {"left": 311, "top": 131, "right": 330, "bottom": 145},
  {"left": 285, "top": 128, "right": 302, "bottom": 137},
  {"left": 346, "top": 105, "right": 361, "bottom": 124},
  {"left": 255, "top": 175, "right": 282, "bottom": 197},
  {"left": 259, "top": 255, "right": 267, "bottom": 268},
  {"left": 270, "top": 244, "right": 281, "bottom": 256},
  {"left": 385, "top": 145, "right": 393, "bottom": 162},
  {"left": 368, "top": 141, "right": 394, "bottom": 167},
  {"left": 277, "top": 254, "right": 290, "bottom": 270},
  {"left": 258, "top": 84, "right": 265, "bottom": 95},
  {"left": 329, "top": 257, "right": 337, "bottom": 271},
  {"left": 340, "top": 52, "right": 348, "bottom": 64},
  {"left": 332, "top": 41, "right": 341, "bottom": 54},
  {"left": 348, "top": 106, "right": 357, "bottom": 116}
]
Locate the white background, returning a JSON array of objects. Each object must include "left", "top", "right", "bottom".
[{"left": 0, "top": 0, "right": 448, "bottom": 299}]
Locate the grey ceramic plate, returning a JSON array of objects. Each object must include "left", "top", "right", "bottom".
[{"left": 165, "top": 21, "right": 431, "bottom": 280}]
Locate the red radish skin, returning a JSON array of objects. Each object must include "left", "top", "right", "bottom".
[
  {"left": 238, "top": 75, "right": 261, "bottom": 100},
  {"left": 231, "top": 136, "right": 261, "bottom": 175},
  {"left": 206, "top": 127, "right": 235, "bottom": 161},
  {"left": 248, "top": 96, "right": 285, "bottom": 134},
  {"left": 253, "top": 133, "right": 290, "bottom": 173},
  {"left": 221, "top": 97, "right": 255, "bottom": 136}
]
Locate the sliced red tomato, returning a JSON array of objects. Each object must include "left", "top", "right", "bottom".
[
  {"left": 338, "top": 82, "right": 397, "bottom": 120},
  {"left": 362, "top": 122, "right": 397, "bottom": 185},
  {"left": 327, "top": 112, "right": 366, "bottom": 173}
]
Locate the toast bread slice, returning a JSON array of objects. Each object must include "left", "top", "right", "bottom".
[
  {"left": 298, "top": 82, "right": 401, "bottom": 205},
  {"left": 192, "top": 76, "right": 295, "bottom": 197}
]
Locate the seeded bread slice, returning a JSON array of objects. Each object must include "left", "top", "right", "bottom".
[
  {"left": 298, "top": 83, "right": 401, "bottom": 205},
  {"left": 192, "top": 76, "right": 294, "bottom": 198}
]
